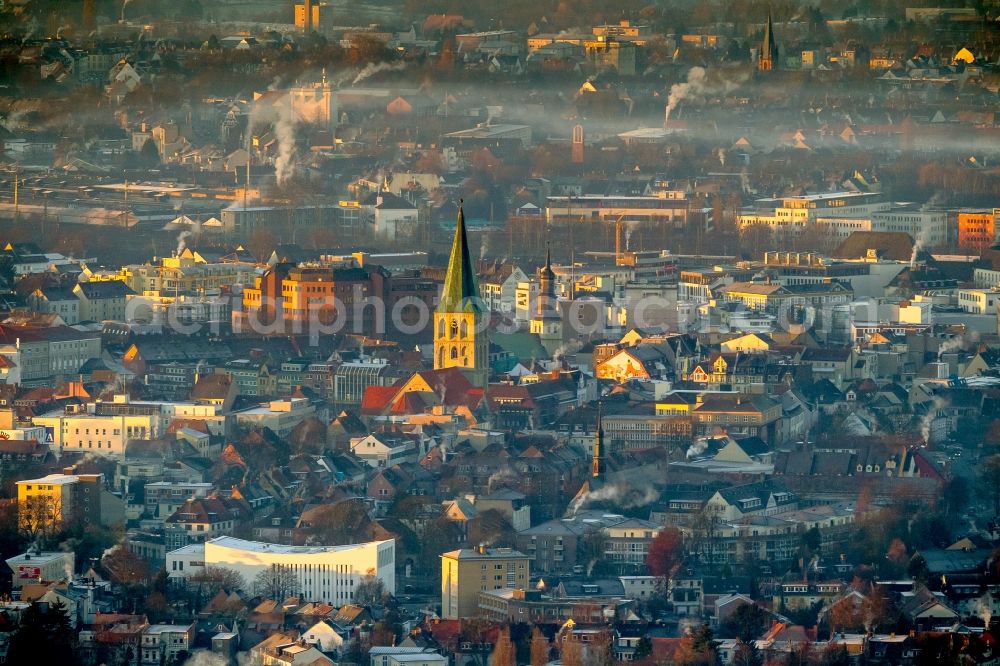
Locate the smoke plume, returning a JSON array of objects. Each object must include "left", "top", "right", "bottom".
[
  {"left": 353, "top": 62, "right": 406, "bottom": 85},
  {"left": 664, "top": 67, "right": 749, "bottom": 124},
  {"left": 177, "top": 230, "right": 192, "bottom": 255},
  {"left": 568, "top": 484, "right": 659, "bottom": 517},
  {"left": 972, "top": 594, "right": 993, "bottom": 627},
  {"left": 184, "top": 651, "right": 230, "bottom": 666},
  {"left": 487, "top": 466, "right": 518, "bottom": 491},
  {"left": 665, "top": 67, "right": 707, "bottom": 123},
  {"left": 919, "top": 395, "right": 946, "bottom": 444},
  {"left": 273, "top": 99, "right": 298, "bottom": 186},
  {"left": 686, "top": 436, "right": 710, "bottom": 459},
  {"left": 938, "top": 336, "right": 963, "bottom": 359},
  {"left": 249, "top": 90, "right": 299, "bottom": 187}
]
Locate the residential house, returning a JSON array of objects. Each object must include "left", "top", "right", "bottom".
[
  {"left": 73, "top": 281, "right": 131, "bottom": 322},
  {"left": 223, "top": 359, "right": 278, "bottom": 397},
  {"left": 596, "top": 345, "right": 670, "bottom": 383},
  {"left": 602, "top": 519, "right": 661, "bottom": 574},
  {"left": 350, "top": 433, "right": 422, "bottom": 468},
  {"left": 691, "top": 393, "right": 783, "bottom": 444},
  {"left": 164, "top": 494, "right": 249, "bottom": 549},
  {"left": 28, "top": 287, "right": 80, "bottom": 325},
  {"left": 302, "top": 618, "right": 349, "bottom": 656},
  {"left": 139, "top": 623, "right": 195, "bottom": 665}
]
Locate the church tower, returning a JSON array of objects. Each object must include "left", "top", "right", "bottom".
[
  {"left": 434, "top": 205, "right": 489, "bottom": 386},
  {"left": 530, "top": 244, "right": 563, "bottom": 357},
  {"left": 592, "top": 402, "right": 607, "bottom": 479},
  {"left": 758, "top": 10, "right": 777, "bottom": 71}
]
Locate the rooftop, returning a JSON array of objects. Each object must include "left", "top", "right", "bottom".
[
  {"left": 201, "top": 536, "right": 391, "bottom": 555},
  {"left": 441, "top": 546, "right": 528, "bottom": 560},
  {"left": 17, "top": 474, "right": 79, "bottom": 486}
]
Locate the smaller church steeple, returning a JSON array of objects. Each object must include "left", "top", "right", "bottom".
[
  {"left": 759, "top": 10, "right": 777, "bottom": 71},
  {"left": 537, "top": 242, "right": 558, "bottom": 320},
  {"left": 592, "top": 401, "right": 606, "bottom": 479},
  {"left": 531, "top": 242, "right": 563, "bottom": 357}
]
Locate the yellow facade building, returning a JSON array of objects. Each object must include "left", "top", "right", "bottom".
[{"left": 440, "top": 546, "right": 530, "bottom": 619}]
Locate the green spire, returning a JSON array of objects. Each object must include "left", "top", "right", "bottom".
[{"left": 438, "top": 205, "right": 482, "bottom": 313}]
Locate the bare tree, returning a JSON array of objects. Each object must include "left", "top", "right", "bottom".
[
  {"left": 102, "top": 545, "right": 150, "bottom": 586},
  {"left": 188, "top": 566, "right": 247, "bottom": 594},
  {"left": 254, "top": 564, "right": 299, "bottom": 600},
  {"left": 19, "top": 494, "right": 62, "bottom": 544},
  {"left": 354, "top": 569, "right": 388, "bottom": 606}
]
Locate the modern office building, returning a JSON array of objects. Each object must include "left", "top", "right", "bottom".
[{"left": 167, "top": 536, "right": 395, "bottom": 605}]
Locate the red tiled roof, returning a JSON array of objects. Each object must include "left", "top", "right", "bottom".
[
  {"left": 360, "top": 385, "right": 398, "bottom": 415},
  {"left": 166, "top": 418, "right": 211, "bottom": 434}
]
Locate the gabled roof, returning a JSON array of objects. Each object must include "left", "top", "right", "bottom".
[
  {"left": 75, "top": 281, "right": 133, "bottom": 299},
  {"left": 191, "top": 373, "right": 234, "bottom": 401},
  {"left": 362, "top": 191, "right": 417, "bottom": 210},
  {"left": 832, "top": 232, "right": 914, "bottom": 261}
]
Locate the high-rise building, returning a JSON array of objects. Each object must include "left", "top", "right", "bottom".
[
  {"left": 434, "top": 207, "right": 489, "bottom": 386},
  {"left": 17, "top": 472, "right": 103, "bottom": 534},
  {"left": 440, "top": 545, "right": 530, "bottom": 619}
]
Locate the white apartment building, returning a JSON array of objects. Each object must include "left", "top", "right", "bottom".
[
  {"left": 957, "top": 288, "right": 1000, "bottom": 314},
  {"left": 514, "top": 280, "right": 538, "bottom": 324},
  {"left": 546, "top": 193, "right": 690, "bottom": 225},
  {"left": 738, "top": 192, "right": 888, "bottom": 238},
  {"left": 815, "top": 216, "right": 872, "bottom": 241},
  {"left": 33, "top": 396, "right": 227, "bottom": 456},
  {"left": 974, "top": 268, "right": 1000, "bottom": 289},
  {"left": 870, "top": 207, "right": 947, "bottom": 247},
  {"left": 34, "top": 407, "right": 163, "bottom": 456},
  {"left": 167, "top": 536, "right": 395, "bottom": 604},
  {"left": 234, "top": 398, "right": 316, "bottom": 436},
  {"left": 480, "top": 265, "right": 529, "bottom": 314}
]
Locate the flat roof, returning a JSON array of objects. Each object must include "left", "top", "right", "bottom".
[
  {"left": 17, "top": 474, "right": 78, "bottom": 486},
  {"left": 445, "top": 124, "right": 530, "bottom": 138},
  {"left": 145, "top": 624, "right": 191, "bottom": 634},
  {"left": 442, "top": 547, "right": 527, "bottom": 560},
  {"left": 203, "top": 536, "right": 390, "bottom": 555},
  {"left": 168, "top": 543, "right": 205, "bottom": 556},
  {"left": 7, "top": 551, "right": 71, "bottom": 564}
]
